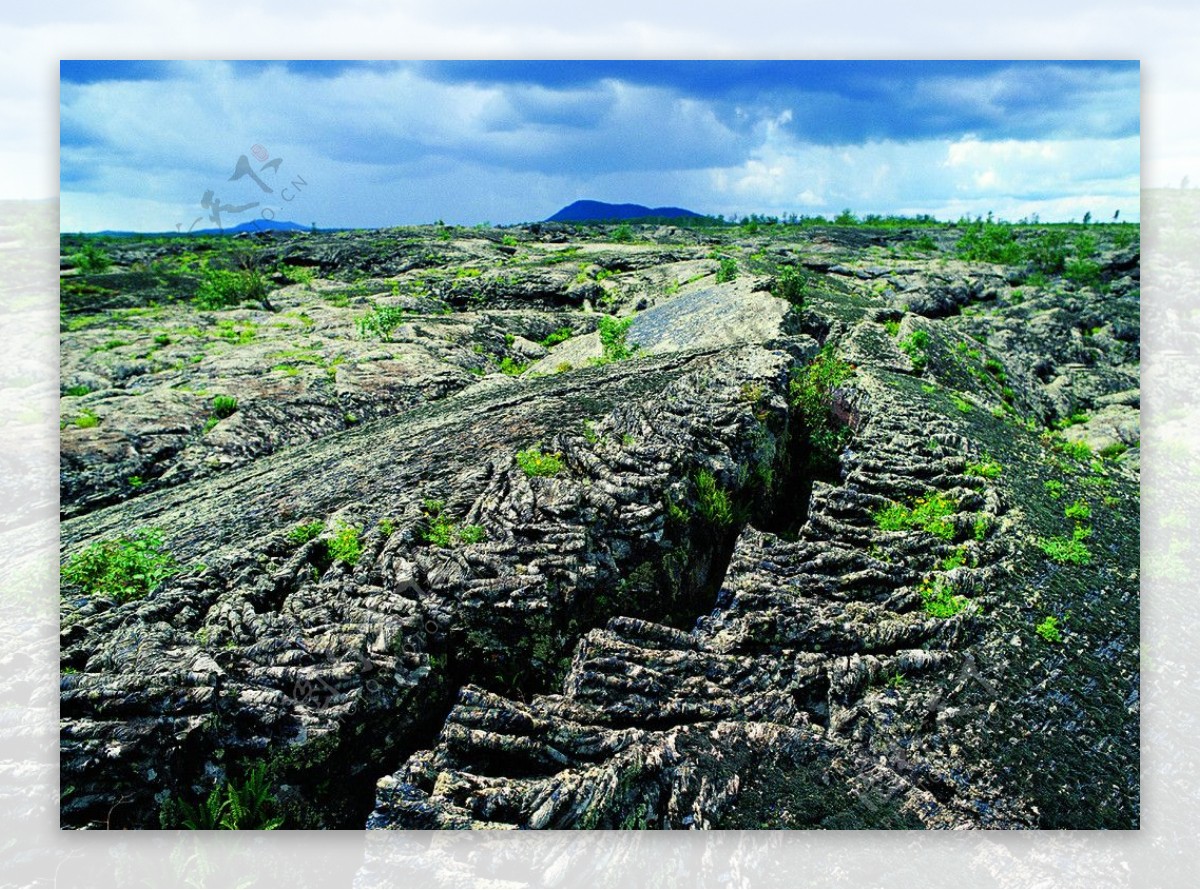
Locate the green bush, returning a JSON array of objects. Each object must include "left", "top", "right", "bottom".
[
  {"left": 357, "top": 305, "right": 407, "bottom": 340},
  {"left": 328, "top": 522, "right": 362, "bottom": 566},
  {"left": 286, "top": 521, "right": 324, "bottom": 545},
  {"left": 1064, "top": 257, "right": 1102, "bottom": 288},
  {"left": 195, "top": 268, "right": 269, "bottom": 310},
  {"left": 69, "top": 243, "right": 113, "bottom": 274},
  {"left": 517, "top": 446, "right": 564, "bottom": 477},
  {"left": 789, "top": 345, "right": 854, "bottom": 471},
  {"left": 612, "top": 224, "right": 633, "bottom": 243},
  {"left": 955, "top": 221, "right": 1023, "bottom": 264},
  {"left": 416, "top": 500, "right": 487, "bottom": 548},
  {"left": 898, "top": 329, "right": 930, "bottom": 371},
  {"left": 1035, "top": 615, "right": 1063, "bottom": 643},
  {"left": 498, "top": 356, "right": 528, "bottom": 376},
  {"left": 695, "top": 469, "right": 734, "bottom": 527},
  {"left": 964, "top": 457, "right": 1002, "bottom": 479},
  {"left": 919, "top": 576, "right": 967, "bottom": 618},
  {"left": 164, "top": 761, "right": 283, "bottom": 830},
  {"left": 592, "top": 315, "right": 636, "bottom": 365},
  {"left": 212, "top": 395, "right": 238, "bottom": 418},
  {"left": 61, "top": 527, "right": 182, "bottom": 603},
  {"left": 540, "top": 327, "right": 574, "bottom": 348},
  {"left": 772, "top": 266, "right": 805, "bottom": 306},
  {"left": 1038, "top": 533, "right": 1092, "bottom": 565},
  {"left": 872, "top": 492, "right": 957, "bottom": 540},
  {"left": 280, "top": 265, "right": 316, "bottom": 286},
  {"left": 1064, "top": 499, "right": 1091, "bottom": 521},
  {"left": 716, "top": 257, "right": 738, "bottom": 283}
]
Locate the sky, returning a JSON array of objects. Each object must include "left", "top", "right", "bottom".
[{"left": 58, "top": 59, "right": 1141, "bottom": 231}]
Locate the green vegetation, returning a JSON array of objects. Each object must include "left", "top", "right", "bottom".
[
  {"left": 61, "top": 527, "right": 182, "bottom": 603},
  {"left": 1044, "top": 479, "right": 1065, "bottom": 499},
  {"left": 540, "top": 327, "right": 574, "bottom": 348},
  {"left": 417, "top": 499, "right": 487, "bottom": 548},
  {"left": 898, "top": 329, "right": 930, "bottom": 371},
  {"left": 1035, "top": 615, "right": 1063, "bottom": 644},
  {"left": 286, "top": 521, "right": 324, "bottom": 545},
  {"left": 788, "top": 345, "right": 854, "bottom": 472},
  {"left": 328, "top": 522, "right": 362, "bottom": 566},
  {"left": 162, "top": 761, "right": 283, "bottom": 830},
  {"left": 279, "top": 265, "right": 316, "bottom": 286},
  {"left": 498, "top": 356, "right": 529, "bottom": 376},
  {"left": 1064, "top": 499, "right": 1092, "bottom": 521},
  {"left": 772, "top": 266, "right": 805, "bottom": 306},
  {"left": 873, "top": 492, "right": 958, "bottom": 540},
  {"left": 357, "top": 305, "right": 407, "bottom": 340},
  {"left": 612, "top": 224, "right": 633, "bottom": 243},
  {"left": 517, "top": 446, "right": 564, "bottom": 477},
  {"left": 716, "top": 257, "right": 738, "bottom": 283},
  {"left": 1038, "top": 527, "right": 1093, "bottom": 565},
  {"left": 695, "top": 469, "right": 735, "bottom": 528},
  {"left": 964, "top": 456, "right": 1002, "bottom": 479},
  {"left": 951, "top": 395, "right": 973, "bottom": 414},
  {"left": 195, "top": 268, "right": 270, "bottom": 310},
  {"left": 63, "top": 384, "right": 93, "bottom": 397},
  {"left": 69, "top": 243, "right": 113, "bottom": 274},
  {"left": 919, "top": 575, "right": 967, "bottom": 618},
  {"left": 211, "top": 395, "right": 239, "bottom": 419},
  {"left": 591, "top": 315, "right": 636, "bottom": 365},
  {"left": 70, "top": 409, "right": 100, "bottom": 429},
  {"left": 883, "top": 319, "right": 900, "bottom": 337}
]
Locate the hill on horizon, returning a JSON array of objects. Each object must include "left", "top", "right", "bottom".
[{"left": 546, "top": 200, "right": 707, "bottom": 223}]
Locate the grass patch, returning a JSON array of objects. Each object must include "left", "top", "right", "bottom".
[
  {"left": 898, "top": 329, "right": 930, "bottom": 371},
  {"left": 591, "top": 315, "right": 636, "bottom": 365},
  {"left": 695, "top": 469, "right": 735, "bottom": 527},
  {"left": 61, "top": 528, "right": 182, "bottom": 603},
  {"left": 1035, "top": 615, "right": 1063, "bottom": 644},
  {"left": 328, "top": 521, "right": 362, "bottom": 566},
  {"left": 540, "top": 327, "right": 574, "bottom": 348},
  {"left": 873, "top": 492, "right": 958, "bottom": 540},
  {"left": 919, "top": 576, "right": 967, "bottom": 618},
  {"left": 517, "top": 446, "right": 564, "bottom": 477}
]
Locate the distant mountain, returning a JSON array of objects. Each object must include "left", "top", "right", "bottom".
[
  {"left": 92, "top": 220, "right": 313, "bottom": 237},
  {"left": 546, "top": 200, "right": 707, "bottom": 223}
]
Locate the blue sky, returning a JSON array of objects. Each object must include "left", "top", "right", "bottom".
[{"left": 59, "top": 60, "right": 1140, "bottom": 231}]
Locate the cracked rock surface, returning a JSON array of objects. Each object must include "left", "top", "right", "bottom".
[{"left": 59, "top": 221, "right": 1139, "bottom": 829}]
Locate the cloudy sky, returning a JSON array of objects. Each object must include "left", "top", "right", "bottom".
[{"left": 59, "top": 60, "right": 1140, "bottom": 231}]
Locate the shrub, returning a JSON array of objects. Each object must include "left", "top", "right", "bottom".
[
  {"left": 789, "top": 345, "right": 854, "bottom": 471},
  {"left": 61, "top": 528, "right": 182, "bottom": 603},
  {"left": 280, "top": 265, "right": 316, "bottom": 286},
  {"left": 1064, "top": 499, "right": 1091, "bottom": 521},
  {"left": 64, "top": 384, "right": 92, "bottom": 397},
  {"left": 357, "top": 305, "right": 407, "bottom": 340},
  {"left": 898, "top": 329, "right": 930, "bottom": 371},
  {"left": 955, "top": 221, "right": 1023, "bottom": 265},
  {"left": 773, "top": 266, "right": 805, "bottom": 306},
  {"left": 1038, "top": 533, "right": 1092, "bottom": 565},
  {"left": 1026, "top": 230, "right": 1069, "bottom": 274},
  {"left": 328, "top": 522, "right": 362, "bottom": 566},
  {"left": 883, "top": 319, "right": 900, "bottom": 337},
  {"left": 1035, "top": 615, "right": 1063, "bottom": 643},
  {"left": 919, "top": 576, "right": 967, "bottom": 618},
  {"left": 69, "top": 243, "right": 113, "bottom": 274},
  {"left": 164, "top": 761, "right": 283, "bottom": 830},
  {"left": 965, "top": 456, "right": 1002, "bottom": 479},
  {"left": 418, "top": 500, "right": 487, "bottom": 547},
  {"left": 498, "top": 356, "right": 528, "bottom": 376},
  {"left": 716, "top": 257, "right": 738, "bottom": 283},
  {"left": 695, "top": 469, "right": 735, "bottom": 527},
  {"left": 592, "top": 315, "right": 636, "bottom": 365},
  {"left": 517, "top": 446, "right": 564, "bottom": 477},
  {"left": 196, "top": 268, "right": 269, "bottom": 310},
  {"left": 212, "top": 395, "right": 239, "bottom": 418},
  {"left": 873, "top": 492, "right": 957, "bottom": 540},
  {"left": 612, "top": 224, "right": 633, "bottom": 243},
  {"left": 286, "top": 521, "right": 324, "bottom": 545},
  {"left": 540, "top": 327, "right": 574, "bottom": 348}
]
